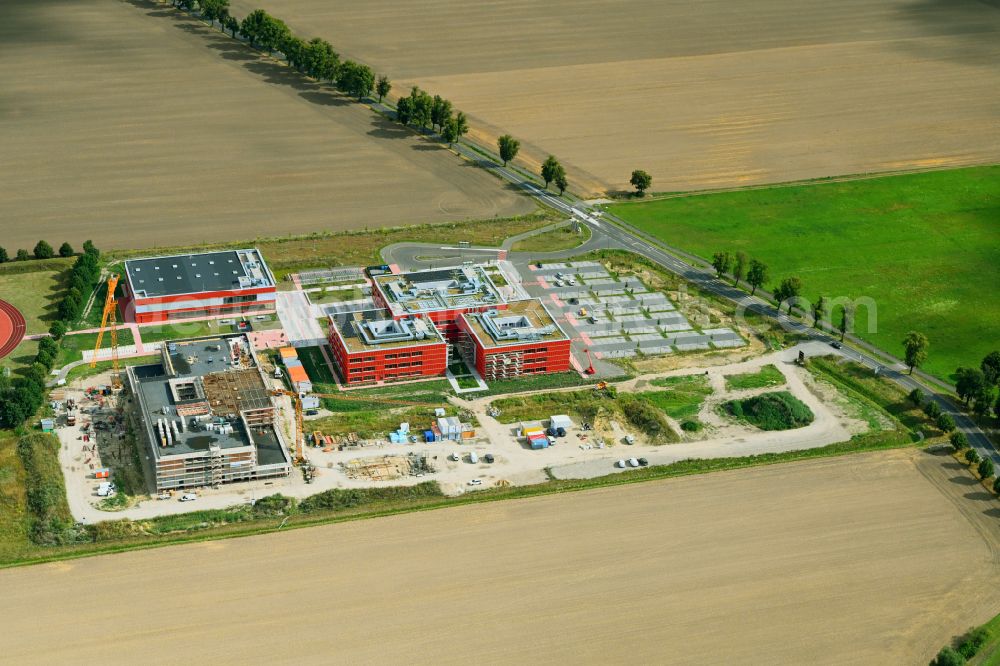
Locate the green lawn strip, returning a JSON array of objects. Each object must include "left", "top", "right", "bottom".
[
  {"left": 806, "top": 355, "right": 935, "bottom": 436},
  {"left": 64, "top": 355, "right": 159, "bottom": 385},
  {"left": 0, "top": 339, "right": 41, "bottom": 378},
  {"left": 723, "top": 391, "right": 815, "bottom": 430},
  {"left": 641, "top": 374, "right": 713, "bottom": 421},
  {"left": 511, "top": 224, "right": 591, "bottom": 252},
  {"left": 57, "top": 328, "right": 136, "bottom": 368},
  {"left": 608, "top": 165, "right": 1000, "bottom": 380},
  {"left": 317, "top": 380, "right": 453, "bottom": 413},
  {"left": 309, "top": 403, "right": 458, "bottom": 439},
  {"left": 307, "top": 286, "right": 366, "bottom": 303},
  {"left": 480, "top": 371, "right": 629, "bottom": 396},
  {"left": 491, "top": 387, "right": 676, "bottom": 443},
  {"left": 297, "top": 346, "right": 336, "bottom": 384},
  {"left": 725, "top": 364, "right": 785, "bottom": 391},
  {"left": 137, "top": 321, "right": 221, "bottom": 344}
]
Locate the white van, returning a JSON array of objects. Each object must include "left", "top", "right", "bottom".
[
  {"left": 97, "top": 482, "right": 115, "bottom": 497},
  {"left": 469, "top": 452, "right": 479, "bottom": 464}
]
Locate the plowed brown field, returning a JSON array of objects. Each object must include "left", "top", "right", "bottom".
[
  {"left": 231, "top": 0, "right": 1000, "bottom": 194},
  {"left": 3, "top": 449, "right": 998, "bottom": 663},
  {"left": 0, "top": 0, "right": 532, "bottom": 251}
]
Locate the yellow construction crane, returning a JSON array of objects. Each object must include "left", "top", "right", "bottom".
[{"left": 91, "top": 275, "right": 121, "bottom": 389}]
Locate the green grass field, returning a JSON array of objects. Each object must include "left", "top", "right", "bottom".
[
  {"left": 644, "top": 374, "right": 714, "bottom": 421},
  {"left": 0, "top": 266, "right": 65, "bottom": 336},
  {"left": 609, "top": 166, "right": 1000, "bottom": 381},
  {"left": 137, "top": 321, "right": 220, "bottom": 344},
  {"left": 725, "top": 364, "right": 786, "bottom": 391},
  {"left": 297, "top": 346, "right": 335, "bottom": 385},
  {"left": 57, "top": 329, "right": 135, "bottom": 368}
]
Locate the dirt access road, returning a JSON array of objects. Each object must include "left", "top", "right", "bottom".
[
  {"left": 0, "top": 0, "right": 532, "bottom": 250},
  {"left": 232, "top": 0, "right": 1000, "bottom": 194},
  {"left": 4, "top": 449, "right": 999, "bottom": 664}
]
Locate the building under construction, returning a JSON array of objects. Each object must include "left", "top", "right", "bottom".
[{"left": 125, "top": 334, "right": 291, "bottom": 492}]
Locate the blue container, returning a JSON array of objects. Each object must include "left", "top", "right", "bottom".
[{"left": 424, "top": 430, "right": 435, "bottom": 442}]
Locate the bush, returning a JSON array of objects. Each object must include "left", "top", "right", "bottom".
[
  {"left": 950, "top": 431, "right": 969, "bottom": 451},
  {"left": 936, "top": 413, "right": 955, "bottom": 433},
  {"left": 965, "top": 449, "right": 981, "bottom": 465},
  {"left": 957, "top": 626, "right": 990, "bottom": 659},
  {"left": 33, "top": 240, "right": 54, "bottom": 259},
  {"left": 16, "top": 434, "right": 87, "bottom": 546},
  {"left": 908, "top": 388, "right": 924, "bottom": 406},
  {"left": 723, "top": 391, "right": 815, "bottom": 431},
  {"left": 299, "top": 482, "right": 442, "bottom": 513},
  {"left": 252, "top": 493, "right": 297, "bottom": 517},
  {"left": 16, "top": 249, "right": 30, "bottom": 261},
  {"left": 58, "top": 242, "right": 74, "bottom": 258},
  {"left": 619, "top": 395, "right": 673, "bottom": 441},
  {"left": 931, "top": 646, "right": 966, "bottom": 666},
  {"left": 49, "top": 321, "right": 67, "bottom": 340},
  {"left": 978, "top": 458, "right": 994, "bottom": 480},
  {"left": 87, "top": 519, "right": 150, "bottom": 542},
  {"left": 680, "top": 420, "right": 701, "bottom": 432},
  {"left": 924, "top": 401, "right": 942, "bottom": 419}
]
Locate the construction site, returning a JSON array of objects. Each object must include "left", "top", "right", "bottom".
[{"left": 125, "top": 334, "right": 291, "bottom": 492}]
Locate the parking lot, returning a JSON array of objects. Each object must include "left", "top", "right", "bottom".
[{"left": 521, "top": 261, "right": 745, "bottom": 360}]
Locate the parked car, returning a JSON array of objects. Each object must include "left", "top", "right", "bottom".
[
  {"left": 156, "top": 492, "right": 171, "bottom": 500},
  {"left": 484, "top": 453, "right": 495, "bottom": 463},
  {"left": 628, "top": 458, "right": 640, "bottom": 468},
  {"left": 468, "top": 479, "right": 483, "bottom": 486},
  {"left": 637, "top": 457, "right": 649, "bottom": 467},
  {"left": 179, "top": 493, "right": 198, "bottom": 502},
  {"left": 624, "top": 435, "right": 635, "bottom": 445},
  {"left": 450, "top": 452, "right": 461, "bottom": 462},
  {"left": 556, "top": 427, "right": 567, "bottom": 437},
  {"left": 616, "top": 459, "right": 627, "bottom": 468}
]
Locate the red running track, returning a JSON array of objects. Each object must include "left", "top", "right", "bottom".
[{"left": 0, "top": 300, "right": 26, "bottom": 361}]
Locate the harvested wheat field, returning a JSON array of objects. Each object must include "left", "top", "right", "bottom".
[
  {"left": 231, "top": 0, "right": 1000, "bottom": 193},
  {"left": 4, "top": 449, "right": 999, "bottom": 664},
  {"left": 0, "top": 0, "right": 532, "bottom": 251}
]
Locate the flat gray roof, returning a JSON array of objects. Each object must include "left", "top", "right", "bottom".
[{"left": 125, "top": 249, "right": 274, "bottom": 299}]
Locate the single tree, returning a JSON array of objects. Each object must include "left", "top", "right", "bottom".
[
  {"left": 839, "top": 304, "right": 854, "bottom": 341},
  {"left": 553, "top": 165, "right": 568, "bottom": 195},
  {"left": 936, "top": 413, "right": 955, "bottom": 433},
  {"left": 966, "top": 449, "right": 980, "bottom": 465},
  {"left": 902, "top": 331, "right": 929, "bottom": 375},
  {"left": 979, "top": 457, "right": 995, "bottom": 480},
  {"left": 222, "top": 14, "right": 239, "bottom": 37},
  {"left": 82, "top": 239, "right": 98, "bottom": 257},
  {"left": 0, "top": 247, "right": 8, "bottom": 264},
  {"left": 956, "top": 367, "right": 987, "bottom": 407},
  {"left": 711, "top": 252, "right": 731, "bottom": 279},
  {"left": 441, "top": 117, "right": 459, "bottom": 146},
  {"left": 746, "top": 259, "right": 768, "bottom": 296},
  {"left": 306, "top": 38, "right": 338, "bottom": 82},
  {"left": 282, "top": 36, "right": 307, "bottom": 71},
  {"left": 240, "top": 9, "right": 269, "bottom": 48},
  {"left": 200, "top": 0, "right": 230, "bottom": 23},
  {"left": 498, "top": 135, "right": 520, "bottom": 166},
  {"left": 541, "top": 156, "right": 561, "bottom": 189},
  {"left": 775, "top": 276, "right": 802, "bottom": 313},
  {"left": 376, "top": 75, "right": 391, "bottom": 103},
  {"left": 950, "top": 431, "right": 968, "bottom": 451},
  {"left": 58, "top": 242, "right": 74, "bottom": 258},
  {"left": 395, "top": 96, "right": 412, "bottom": 125},
  {"left": 908, "top": 388, "right": 924, "bottom": 407},
  {"left": 629, "top": 170, "right": 652, "bottom": 196},
  {"left": 33, "top": 240, "right": 54, "bottom": 259},
  {"left": 981, "top": 350, "right": 1000, "bottom": 386},
  {"left": 48, "top": 321, "right": 67, "bottom": 340},
  {"left": 732, "top": 251, "right": 747, "bottom": 287},
  {"left": 812, "top": 295, "right": 827, "bottom": 328},
  {"left": 406, "top": 87, "right": 433, "bottom": 128},
  {"left": 973, "top": 388, "right": 995, "bottom": 419},
  {"left": 15, "top": 249, "right": 30, "bottom": 261},
  {"left": 430, "top": 96, "right": 452, "bottom": 132},
  {"left": 451, "top": 111, "right": 468, "bottom": 142}
]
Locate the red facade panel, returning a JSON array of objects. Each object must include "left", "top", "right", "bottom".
[{"left": 327, "top": 325, "right": 448, "bottom": 386}]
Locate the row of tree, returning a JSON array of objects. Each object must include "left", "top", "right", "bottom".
[
  {"left": 396, "top": 88, "right": 469, "bottom": 144},
  {"left": 0, "top": 243, "right": 102, "bottom": 429},
  {"left": 0, "top": 241, "right": 78, "bottom": 264}
]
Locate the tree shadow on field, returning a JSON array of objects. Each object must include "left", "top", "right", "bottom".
[
  {"left": 206, "top": 41, "right": 257, "bottom": 62},
  {"left": 368, "top": 115, "right": 410, "bottom": 140},
  {"left": 949, "top": 475, "right": 978, "bottom": 486},
  {"left": 984, "top": 507, "right": 1000, "bottom": 518},
  {"left": 892, "top": 0, "right": 1000, "bottom": 67},
  {"left": 965, "top": 491, "right": 995, "bottom": 502},
  {"left": 299, "top": 90, "right": 350, "bottom": 108}
]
